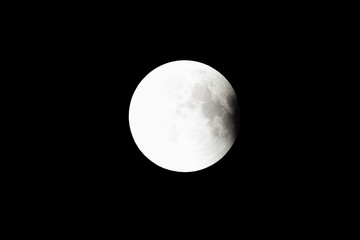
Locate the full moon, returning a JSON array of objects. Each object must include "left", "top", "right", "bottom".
[{"left": 129, "top": 60, "right": 239, "bottom": 172}]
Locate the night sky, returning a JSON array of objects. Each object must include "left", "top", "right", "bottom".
[{"left": 26, "top": 3, "right": 324, "bottom": 233}]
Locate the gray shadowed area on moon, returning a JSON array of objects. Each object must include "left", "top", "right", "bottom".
[
  {"left": 225, "top": 93, "right": 240, "bottom": 135},
  {"left": 190, "top": 82, "right": 240, "bottom": 139}
]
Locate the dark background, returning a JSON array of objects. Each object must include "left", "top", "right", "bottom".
[
  {"left": 53, "top": 20, "right": 306, "bottom": 208},
  {"left": 40, "top": 10, "right": 304, "bottom": 191},
  {"left": 58, "top": 17, "right": 300, "bottom": 180},
  {"left": 17, "top": 2, "right": 335, "bottom": 232}
]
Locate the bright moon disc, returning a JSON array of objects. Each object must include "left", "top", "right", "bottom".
[{"left": 129, "top": 60, "right": 240, "bottom": 172}]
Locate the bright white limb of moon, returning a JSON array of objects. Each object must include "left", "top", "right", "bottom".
[{"left": 129, "top": 60, "right": 239, "bottom": 172}]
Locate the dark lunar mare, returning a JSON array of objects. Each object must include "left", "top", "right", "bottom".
[{"left": 191, "top": 82, "right": 239, "bottom": 139}]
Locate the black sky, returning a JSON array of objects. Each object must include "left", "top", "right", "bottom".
[{"left": 31, "top": 3, "right": 326, "bottom": 230}]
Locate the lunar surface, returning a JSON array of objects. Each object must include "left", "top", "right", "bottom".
[{"left": 129, "top": 60, "right": 239, "bottom": 172}]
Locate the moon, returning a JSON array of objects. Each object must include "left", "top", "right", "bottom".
[{"left": 129, "top": 60, "right": 239, "bottom": 172}]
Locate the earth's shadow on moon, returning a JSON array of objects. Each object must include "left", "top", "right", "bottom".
[{"left": 225, "top": 93, "right": 240, "bottom": 137}]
